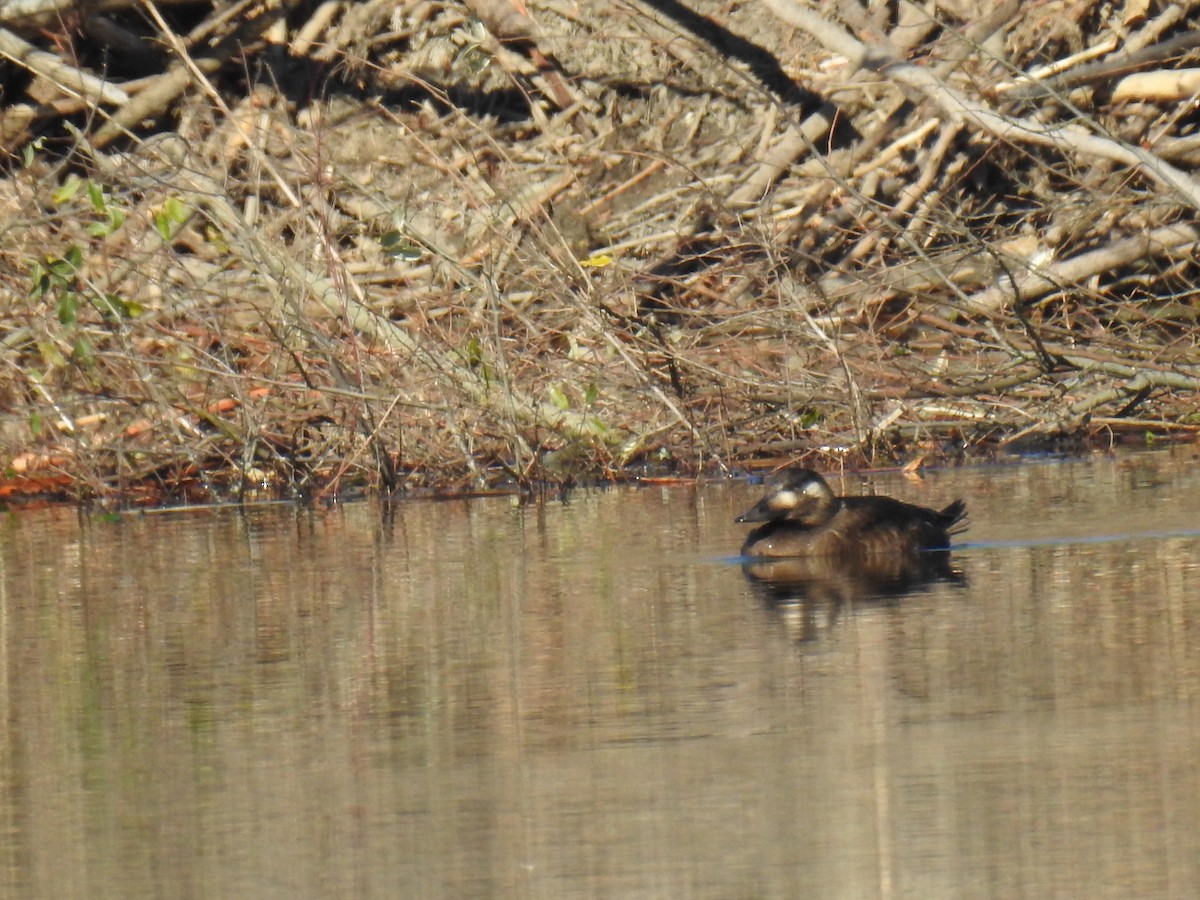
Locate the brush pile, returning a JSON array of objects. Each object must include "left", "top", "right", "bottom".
[{"left": 1, "top": 0, "right": 1198, "bottom": 502}]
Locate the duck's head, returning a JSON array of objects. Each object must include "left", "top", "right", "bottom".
[{"left": 735, "top": 468, "right": 837, "bottom": 527}]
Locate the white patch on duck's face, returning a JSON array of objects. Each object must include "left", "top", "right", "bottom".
[
  {"left": 800, "top": 478, "right": 829, "bottom": 498},
  {"left": 767, "top": 489, "right": 800, "bottom": 512}
]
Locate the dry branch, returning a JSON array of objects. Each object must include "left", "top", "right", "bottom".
[
  {"left": 1, "top": 0, "right": 1199, "bottom": 501},
  {"left": 963, "top": 224, "right": 1200, "bottom": 314},
  {"left": 0, "top": 26, "right": 128, "bottom": 105},
  {"left": 763, "top": 0, "right": 1200, "bottom": 211},
  {"left": 86, "top": 137, "right": 630, "bottom": 452}
]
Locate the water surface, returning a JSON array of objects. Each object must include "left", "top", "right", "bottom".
[{"left": 2, "top": 451, "right": 1199, "bottom": 898}]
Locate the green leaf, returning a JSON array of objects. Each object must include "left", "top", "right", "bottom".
[
  {"left": 548, "top": 384, "right": 570, "bottom": 410},
  {"left": 464, "top": 336, "right": 483, "bottom": 366},
  {"left": 154, "top": 197, "right": 190, "bottom": 240},
  {"left": 584, "top": 382, "right": 599, "bottom": 406},
  {"left": 164, "top": 196, "right": 188, "bottom": 224},
  {"left": 28, "top": 261, "right": 49, "bottom": 298},
  {"left": 86, "top": 180, "right": 106, "bottom": 212},
  {"left": 46, "top": 258, "right": 75, "bottom": 280},
  {"left": 37, "top": 341, "right": 66, "bottom": 370},
  {"left": 94, "top": 293, "right": 136, "bottom": 320},
  {"left": 57, "top": 293, "right": 79, "bottom": 326},
  {"left": 380, "top": 230, "right": 422, "bottom": 261},
  {"left": 87, "top": 207, "right": 125, "bottom": 238},
  {"left": 52, "top": 175, "right": 83, "bottom": 205},
  {"left": 72, "top": 334, "right": 95, "bottom": 366},
  {"left": 21, "top": 137, "right": 44, "bottom": 168}
]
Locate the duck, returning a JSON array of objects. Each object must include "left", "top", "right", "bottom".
[{"left": 736, "top": 468, "right": 967, "bottom": 558}]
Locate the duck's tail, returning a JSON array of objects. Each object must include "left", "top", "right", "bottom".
[{"left": 939, "top": 499, "right": 969, "bottom": 535}]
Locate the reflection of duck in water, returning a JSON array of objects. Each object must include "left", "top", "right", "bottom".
[
  {"left": 735, "top": 469, "right": 968, "bottom": 634},
  {"left": 736, "top": 468, "right": 967, "bottom": 559},
  {"left": 741, "top": 550, "right": 964, "bottom": 621}
]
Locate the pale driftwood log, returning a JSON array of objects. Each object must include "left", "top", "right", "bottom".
[
  {"left": 0, "top": 26, "right": 128, "bottom": 105},
  {"left": 1113, "top": 69, "right": 1200, "bottom": 102},
  {"left": 1051, "top": 351, "right": 1200, "bottom": 392},
  {"left": 962, "top": 224, "right": 1200, "bottom": 314},
  {"left": 91, "top": 58, "right": 217, "bottom": 148},
  {"left": 1006, "top": 24, "right": 1200, "bottom": 99}
]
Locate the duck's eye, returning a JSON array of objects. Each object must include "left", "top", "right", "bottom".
[{"left": 769, "top": 489, "right": 799, "bottom": 511}]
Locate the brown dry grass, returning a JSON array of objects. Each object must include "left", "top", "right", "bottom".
[{"left": 1, "top": 0, "right": 1198, "bottom": 504}]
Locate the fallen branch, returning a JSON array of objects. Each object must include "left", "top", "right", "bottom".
[
  {"left": 0, "top": 26, "right": 128, "bottom": 105},
  {"left": 963, "top": 223, "right": 1200, "bottom": 314},
  {"left": 763, "top": 0, "right": 1200, "bottom": 210}
]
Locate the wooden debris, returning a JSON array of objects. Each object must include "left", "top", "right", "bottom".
[{"left": 0, "top": 0, "right": 1198, "bottom": 503}]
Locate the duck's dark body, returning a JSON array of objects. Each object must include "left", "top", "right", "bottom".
[{"left": 736, "top": 469, "right": 967, "bottom": 559}]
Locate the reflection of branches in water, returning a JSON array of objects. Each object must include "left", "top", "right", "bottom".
[{"left": 743, "top": 551, "right": 965, "bottom": 643}]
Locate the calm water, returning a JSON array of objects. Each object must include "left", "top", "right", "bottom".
[{"left": 2, "top": 451, "right": 1199, "bottom": 898}]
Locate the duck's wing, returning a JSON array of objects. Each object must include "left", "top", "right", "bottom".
[{"left": 840, "top": 496, "right": 967, "bottom": 535}]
